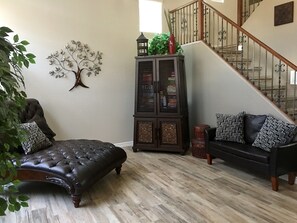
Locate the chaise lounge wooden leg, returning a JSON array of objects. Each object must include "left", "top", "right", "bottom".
[
  {"left": 115, "top": 165, "right": 122, "bottom": 175},
  {"left": 271, "top": 176, "right": 279, "bottom": 191},
  {"left": 206, "top": 154, "right": 212, "bottom": 165},
  {"left": 288, "top": 172, "right": 296, "bottom": 185},
  {"left": 72, "top": 194, "right": 82, "bottom": 208}
]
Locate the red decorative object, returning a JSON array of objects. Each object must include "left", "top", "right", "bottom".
[
  {"left": 168, "top": 33, "right": 176, "bottom": 54},
  {"left": 191, "top": 124, "right": 210, "bottom": 159}
]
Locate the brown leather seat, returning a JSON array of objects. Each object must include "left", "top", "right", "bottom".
[{"left": 17, "top": 99, "right": 127, "bottom": 208}]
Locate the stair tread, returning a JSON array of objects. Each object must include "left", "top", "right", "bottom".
[
  {"left": 228, "top": 59, "right": 252, "bottom": 63},
  {"left": 261, "top": 86, "right": 286, "bottom": 91},
  {"left": 244, "top": 76, "right": 272, "bottom": 80},
  {"left": 218, "top": 51, "right": 243, "bottom": 54},
  {"left": 240, "top": 68, "right": 262, "bottom": 72}
]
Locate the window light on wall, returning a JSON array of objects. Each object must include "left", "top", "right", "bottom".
[
  {"left": 139, "top": 0, "right": 162, "bottom": 33},
  {"left": 211, "top": 0, "right": 224, "bottom": 3}
]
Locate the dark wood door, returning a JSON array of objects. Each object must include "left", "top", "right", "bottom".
[
  {"left": 133, "top": 118, "right": 157, "bottom": 152},
  {"left": 158, "top": 118, "right": 182, "bottom": 152}
]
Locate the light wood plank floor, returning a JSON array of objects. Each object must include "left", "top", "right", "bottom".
[{"left": 1, "top": 147, "right": 297, "bottom": 223}]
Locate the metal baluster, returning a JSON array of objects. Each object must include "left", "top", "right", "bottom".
[
  {"left": 194, "top": 2, "right": 197, "bottom": 42},
  {"left": 225, "top": 20, "right": 228, "bottom": 47},
  {"left": 246, "top": 36, "right": 250, "bottom": 79},
  {"left": 264, "top": 50, "right": 267, "bottom": 91},
  {"left": 182, "top": 7, "right": 185, "bottom": 44},
  {"left": 285, "top": 65, "right": 288, "bottom": 112},
  {"left": 274, "top": 61, "right": 285, "bottom": 106},
  {"left": 252, "top": 41, "right": 255, "bottom": 83},
  {"left": 271, "top": 55, "right": 274, "bottom": 101},
  {"left": 212, "top": 9, "right": 215, "bottom": 47},
  {"left": 258, "top": 45, "right": 261, "bottom": 88},
  {"left": 293, "top": 70, "right": 297, "bottom": 121}
]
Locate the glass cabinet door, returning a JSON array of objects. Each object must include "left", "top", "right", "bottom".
[
  {"left": 158, "top": 59, "right": 178, "bottom": 113},
  {"left": 136, "top": 60, "right": 155, "bottom": 113}
]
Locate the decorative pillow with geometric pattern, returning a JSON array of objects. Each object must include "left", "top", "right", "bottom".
[
  {"left": 20, "top": 121, "right": 52, "bottom": 154},
  {"left": 252, "top": 116, "right": 297, "bottom": 152},
  {"left": 215, "top": 112, "right": 245, "bottom": 144}
]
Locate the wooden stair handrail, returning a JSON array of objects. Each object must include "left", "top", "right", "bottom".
[
  {"left": 202, "top": 1, "right": 297, "bottom": 71},
  {"left": 169, "top": 0, "right": 199, "bottom": 13}
]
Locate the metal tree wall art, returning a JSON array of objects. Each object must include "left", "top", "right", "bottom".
[{"left": 47, "top": 40, "right": 103, "bottom": 91}]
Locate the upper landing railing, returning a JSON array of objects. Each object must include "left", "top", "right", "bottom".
[{"left": 169, "top": 0, "right": 297, "bottom": 121}]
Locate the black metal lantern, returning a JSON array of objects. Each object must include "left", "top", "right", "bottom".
[{"left": 136, "top": 32, "right": 148, "bottom": 56}]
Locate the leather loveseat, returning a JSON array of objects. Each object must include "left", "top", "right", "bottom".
[{"left": 205, "top": 113, "right": 297, "bottom": 191}]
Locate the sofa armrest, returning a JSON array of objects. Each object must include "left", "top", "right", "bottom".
[
  {"left": 205, "top": 127, "right": 216, "bottom": 141},
  {"left": 270, "top": 142, "right": 297, "bottom": 176},
  {"left": 204, "top": 127, "right": 216, "bottom": 153}
]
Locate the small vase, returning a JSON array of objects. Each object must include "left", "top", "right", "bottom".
[{"left": 168, "top": 33, "right": 176, "bottom": 54}]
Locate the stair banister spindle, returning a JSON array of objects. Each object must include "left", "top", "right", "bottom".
[
  {"left": 252, "top": 41, "right": 255, "bottom": 82},
  {"left": 264, "top": 50, "right": 268, "bottom": 92},
  {"left": 205, "top": 5, "right": 208, "bottom": 43},
  {"left": 293, "top": 70, "right": 297, "bottom": 121},
  {"left": 246, "top": 36, "right": 250, "bottom": 78},
  {"left": 285, "top": 65, "right": 288, "bottom": 112},
  {"left": 237, "top": 0, "right": 243, "bottom": 26},
  {"left": 270, "top": 54, "right": 274, "bottom": 101},
  {"left": 188, "top": 5, "right": 190, "bottom": 42},
  {"left": 198, "top": 0, "right": 204, "bottom": 40},
  {"left": 258, "top": 45, "right": 261, "bottom": 88},
  {"left": 210, "top": 7, "right": 213, "bottom": 46}
]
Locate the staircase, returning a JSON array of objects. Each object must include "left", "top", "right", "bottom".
[
  {"left": 240, "top": 0, "right": 263, "bottom": 25},
  {"left": 170, "top": 0, "right": 297, "bottom": 122}
]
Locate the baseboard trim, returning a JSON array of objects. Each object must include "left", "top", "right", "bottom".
[{"left": 114, "top": 141, "right": 133, "bottom": 148}]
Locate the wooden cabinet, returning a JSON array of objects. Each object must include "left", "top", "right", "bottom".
[{"left": 133, "top": 55, "right": 189, "bottom": 154}]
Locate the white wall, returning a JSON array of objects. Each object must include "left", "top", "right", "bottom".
[
  {"left": 0, "top": 0, "right": 139, "bottom": 144},
  {"left": 243, "top": 0, "right": 297, "bottom": 65},
  {"left": 182, "top": 41, "right": 293, "bottom": 130}
]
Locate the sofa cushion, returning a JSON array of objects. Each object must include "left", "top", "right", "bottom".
[
  {"left": 209, "top": 140, "right": 270, "bottom": 163},
  {"left": 215, "top": 112, "right": 245, "bottom": 144},
  {"left": 28, "top": 114, "right": 56, "bottom": 140},
  {"left": 20, "top": 121, "right": 52, "bottom": 154},
  {"left": 252, "top": 116, "right": 297, "bottom": 152},
  {"left": 244, "top": 114, "right": 267, "bottom": 144}
]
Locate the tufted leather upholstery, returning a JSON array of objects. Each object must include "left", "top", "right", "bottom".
[
  {"left": 17, "top": 99, "right": 127, "bottom": 208},
  {"left": 19, "top": 98, "right": 56, "bottom": 140}
]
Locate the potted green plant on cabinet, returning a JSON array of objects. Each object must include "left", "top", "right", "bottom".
[
  {"left": 148, "top": 33, "right": 182, "bottom": 55},
  {"left": 0, "top": 26, "right": 35, "bottom": 215}
]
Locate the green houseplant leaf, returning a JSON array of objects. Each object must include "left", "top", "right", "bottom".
[
  {"left": 148, "top": 33, "right": 182, "bottom": 55},
  {"left": 0, "top": 26, "right": 35, "bottom": 215}
]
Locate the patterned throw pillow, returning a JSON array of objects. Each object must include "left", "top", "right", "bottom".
[
  {"left": 252, "top": 116, "right": 297, "bottom": 152},
  {"left": 20, "top": 121, "right": 52, "bottom": 154},
  {"left": 215, "top": 112, "right": 245, "bottom": 144}
]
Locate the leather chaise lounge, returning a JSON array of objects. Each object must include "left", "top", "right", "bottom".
[{"left": 16, "top": 99, "right": 127, "bottom": 208}]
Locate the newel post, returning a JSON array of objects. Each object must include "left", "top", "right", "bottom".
[
  {"left": 198, "top": 0, "right": 204, "bottom": 40},
  {"left": 237, "top": 0, "right": 243, "bottom": 26}
]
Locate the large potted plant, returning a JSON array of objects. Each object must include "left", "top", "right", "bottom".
[
  {"left": 0, "top": 26, "right": 35, "bottom": 215},
  {"left": 148, "top": 33, "right": 182, "bottom": 55}
]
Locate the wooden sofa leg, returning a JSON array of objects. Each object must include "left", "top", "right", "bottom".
[
  {"left": 72, "top": 194, "right": 82, "bottom": 208},
  {"left": 271, "top": 176, "right": 279, "bottom": 191},
  {"left": 206, "top": 154, "right": 212, "bottom": 165},
  {"left": 288, "top": 172, "right": 296, "bottom": 185},
  {"left": 115, "top": 165, "right": 122, "bottom": 175}
]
